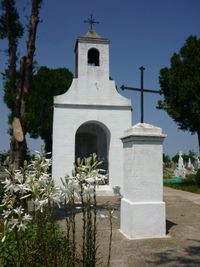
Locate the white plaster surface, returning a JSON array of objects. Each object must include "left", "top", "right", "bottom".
[
  {"left": 123, "top": 122, "right": 164, "bottom": 137},
  {"left": 52, "top": 106, "right": 131, "bottom": 189},
  {"left": 120, "top": 198, "right": 166, "bottom": 239},
  {"left": 120, "top": 123, "right": 166, "bottom": 239}
]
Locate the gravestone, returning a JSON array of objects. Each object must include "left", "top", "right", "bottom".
[
  {"left": 194, "top": 157, "right": 200, "bottom": 170},
  {"left": 174, "top": 152, "right": 186, "bottom": 177}
]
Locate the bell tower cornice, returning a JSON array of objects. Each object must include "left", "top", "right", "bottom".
[{"left": 74, "top": 30, "right": 110, "bottom": 53}]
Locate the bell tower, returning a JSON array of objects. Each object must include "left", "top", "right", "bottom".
[{"left": 74, "top": 29, "right": 110, "bottom": 80}]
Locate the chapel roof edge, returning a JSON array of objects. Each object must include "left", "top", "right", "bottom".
[{"left": 74, "top": 30, "right": 110, "bottom": 52}]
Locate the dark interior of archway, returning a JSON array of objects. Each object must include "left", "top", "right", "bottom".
[
  {"left": 88, "top": 48, "right": 99, "bottom": 66},
  {"left": 75, "top": 133, "right": 97, "bottom": 158},
  {"left": 75, "top": 124, "right": 108, "bottom": 173}
]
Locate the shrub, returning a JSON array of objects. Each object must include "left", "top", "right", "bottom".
[
  {"left": 195, "top": 170, "right": 200, "bottom": 185},
  {"left": 185, "top": 173, "right": 196, "bottom": 182}
]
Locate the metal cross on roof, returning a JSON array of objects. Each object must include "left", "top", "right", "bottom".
[
  {"left": 121, "top": 67, "right": 161, "bottom": 123},
  {"left": 84, "top": 14, "right": 99, "bottom": 30}
]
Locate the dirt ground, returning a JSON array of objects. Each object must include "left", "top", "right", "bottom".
[{"left": 58, "top": 187, "right": 200, "bottom": 267}]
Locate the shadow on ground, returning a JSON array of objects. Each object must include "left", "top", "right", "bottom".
[
  {"left": 166, "top": 219, "right": 177, "bottom": 234},
  {"left": 146, "top": 239, "right": 200, "bottom": 266},
  {"left": 56, "top": 196, "right": 121, "bottom": 220}
]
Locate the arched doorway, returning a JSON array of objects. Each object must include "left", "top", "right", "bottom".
[{"left": 75, "top": 122, "right": 110, "bottom": 173}]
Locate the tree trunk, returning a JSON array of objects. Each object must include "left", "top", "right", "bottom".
[
  {"left": 11, "top": 136, "right": 27, "bottom": 168},
  {"left": 3, "top": 0, "right": 25, "bottom": 168},
  {"left": 10, "top": 0, "right": 42, "bottom": 168},
  {"left": 11, "top": 57, "right": 27, "bottom": 167}
]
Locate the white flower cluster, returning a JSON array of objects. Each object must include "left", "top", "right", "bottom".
[{"left": 0, "top": 151, "right": 105, "bottom": 242}]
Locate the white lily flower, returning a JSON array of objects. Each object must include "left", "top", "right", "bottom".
[
  {"left": 17, "top": 222, "right": 27, "bottom": 232},
  {"left": 2, "top": 210, "right": 12, "bottom": 219},
  {"left": 33, "top": 199, "right": 48, "bottom": 212},
  {"left": 14, "top": 184, "right": 30, "bottom": 194},
  {"left": 52, "top": 194, "right": 61, "bottom": 208},
  {"left": 85, "top": 177, "right": 96, "bottom": 184},
  {"left": 23, "top": 213, "right": 32, "bottom": 222},
  {"left": 9, "top": 218, "right": 19, "bottom": 231},
  {"left": 34, "top": 150, "right": 40, "bottom": 154},
  {"left": 83, "top": 187, "right": 94, "bottom": 196},
  {"left": 14, "top": 171, "right": 24, "bottom": 183},
  {"left": 20, "top": 193, "right": 32, "bottom": 200},
  {"left": 14, "top": 206, "right": 24, "bottom": 216},
  {"left": 72, "top": 181, "right": 81, "bottom": 193},
  {"left": 1, "top": 235, "right": 6, "bottom": 243},
  {"left": 2, "top": 178, "right": 14, "bottom": 193}
]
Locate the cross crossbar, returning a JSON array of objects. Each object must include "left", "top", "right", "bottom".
[
  {"left": 84, "top": 14, "right": 99, "bottom": 30},
  {"left": 121, "top": 66, "right": 161, "bottom": 123},
  {"left": 121, "top": 86, "right": 161, "bottom": 94}
]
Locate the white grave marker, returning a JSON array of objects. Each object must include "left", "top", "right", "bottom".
[{"left": 120, "top": 123, "right": 166, "bottom": 239}]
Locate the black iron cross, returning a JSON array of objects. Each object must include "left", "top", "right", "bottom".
[
  {"left": 84, "top": 14, "right": 99, "bottom": 30},
  {"left": 121, "top": 66, "right": 161, "bottom": 123}
]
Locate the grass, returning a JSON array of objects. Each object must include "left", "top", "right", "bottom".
[
  {"left": 165, "top": 181, "right": 200, "bottom": 194},
  {"left": 163, "top": 168, "right": 200, "bottom": 194}
]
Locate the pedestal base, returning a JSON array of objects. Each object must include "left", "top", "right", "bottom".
[{"left": 120, "top": 198, "right": 166, "bottom": 239}]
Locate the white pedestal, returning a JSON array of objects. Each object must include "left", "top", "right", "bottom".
[
  {"left": 120, "top": 123, "right": 167, "bottom": 239},
  {"left": 121, "top": 198, "right": 166, "bottom": 239}
]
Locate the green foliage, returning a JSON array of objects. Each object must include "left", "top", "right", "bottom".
[
  {"left": 0, "top": 219, "right": 68, "bottom": 267},
  {"left": 25, "top": 66, "right": 73, "bottom": 152},
  {"left": 163, "top": 167, "right": 174, "bottom": 179},
  {"left": 166, "top": 170, "right": 200, "bottom": 194},
  {"left": 0, "top": 0, "right": 23, "bottom": 112},
  {"left": 163, "top": 153, "right": 173, "bottom": 169},
  {"left": 0, "top": 0, "right": 23, "bottom": 40},
  {"left": 0, "top": 150, "right": 9, "bottom": 166},
  {"left": 195, "top": 169, "right": 200, "bottom": 185},
  {"left": 166, "top": 182, "right": 200, "bottom": 194},
  {"left": 163, "top": 153, "right": 171, "bottom": 163},
  {"left": 158, "top": 36, "right": 200, "bottom": 150},
  {"left": 185, "top": 173, "right": 196, "bottom": 182},
  {"left": 0, "top": 0, "right": 23, "bottom": 120},
  {"left": 3, "top": 70, "right": 21, "bottom": 111},
  {"left": 172, "top": 151, "right": 198, "bottom": 164}
]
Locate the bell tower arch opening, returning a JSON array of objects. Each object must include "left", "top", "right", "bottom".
[
  {"left": 75, "top": 121, "right": 110, "bottom": 176},
  {"left": 88, "top": 48, "right": 99, "bottom": 66}
]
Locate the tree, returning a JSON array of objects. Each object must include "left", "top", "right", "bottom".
[
  {"left": 158, "top": 36, "right": 200, "bottom": 152},
  {"left": 0, "top": 0, "right": 43, "bottom": 168},
  {"left": 163, "top": 153, "right": 171, "bottom": 164},
  {"left": 26, "top": 66, "right": 73, "bottom": 153},
  {"left": 172, "top": 150, "right": 197, "bottom": 164}
]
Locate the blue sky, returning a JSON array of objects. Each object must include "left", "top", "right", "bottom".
[{"left": 0, "top": 0, "right": 200, "bottom": 156}]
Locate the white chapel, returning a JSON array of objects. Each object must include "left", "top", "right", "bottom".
[
  {"left": 52, "top": 23, "right": 166, "bottom": 239},
  {"left": 52, "top": 28, "right": 132, "bottom": 189}
]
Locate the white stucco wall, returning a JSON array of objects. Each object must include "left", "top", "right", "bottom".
[
  {"left": 52, "top": 104, "right": 131, "bottom": 189},
  {"left": 77, "top": 41, "right": 109, "bottom": 80}
]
